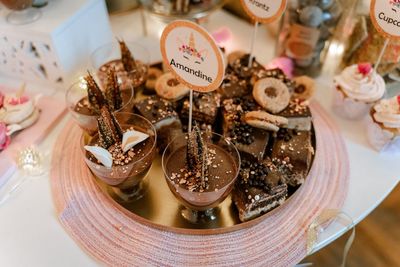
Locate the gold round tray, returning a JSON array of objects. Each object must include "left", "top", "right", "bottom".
[{"left": 95, "top": 126, "right": 316, "bottom": 235}]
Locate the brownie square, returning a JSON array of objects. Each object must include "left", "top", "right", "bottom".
[
  {"left": 181, "top": 92, "right": 221, "bottom": 125},
  {"left": 277, "top": 99, "right": 312, "bottom": 131},
  {"left": 270, "top": 129, "right": 314, "bottom": 186},
  {"left": 221, "top": 98, "right": 269, "bottom": 161},
  {"left": 134, "top": 95, "right": 180, "bottom": 130}
]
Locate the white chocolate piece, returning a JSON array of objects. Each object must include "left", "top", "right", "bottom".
[
  {"left": 84, "top": 146, "right": 113, "bottom": 168},
  {"left": 121, "top": 130, "right": 149, "bottom": 153}
]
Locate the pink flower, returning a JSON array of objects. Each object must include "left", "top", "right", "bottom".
[
  {"left": 8, "top": 95, "right": 29, "bottom": 105},
  {"left": 357, "top": 63, "right": 372, "bottom": 76},
  {"left": 0, "top": 91, "right": 4, "bottom": 109},
  {"left": 0, "top": 123, "right": 10, "bottom": 151}
]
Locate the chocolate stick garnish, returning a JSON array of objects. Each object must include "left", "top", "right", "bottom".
[
  {"left": 85, "top": 71, "right": 106, "bottom": 114},
  {"left": 97, "top": 106, "right": 123, "bottom": 148},
  {"left": 118, "top": 39, "right": 137, "bottom": 72},
  {"left": 186, "top": 123, "right": 208, "bottom": 189},
  {"left": 105, "top": 68, "right": 123, "bottom": 111}
]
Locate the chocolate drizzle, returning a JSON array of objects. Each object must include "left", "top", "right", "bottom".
[
  {"left": 118, "top": 40, "right": 136, "bottom": 72},
  {"left": 104, "top": 68, "right": 123, "bottom": 111},
  {"left": 186, "top": 123, "right": 208, "bottom": 189},
  {"left": 85, "top": 71, "right": 105, "bottom": 114},
  {"left": 97, "top": 106, "right": 123, "bottom": 148}
]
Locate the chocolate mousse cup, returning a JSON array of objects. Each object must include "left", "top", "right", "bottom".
[
  {"left": 162, "top": 132, "right": 240, "bottom": 223},
  {"left": 81, "top": 112, "right": 157, "bottom": 202},
  {"left": 90, "top": 41, "right": 149, "bottom": 93},
  {"left": 66, "top": 78, "right": 134, "bottom": 136}
]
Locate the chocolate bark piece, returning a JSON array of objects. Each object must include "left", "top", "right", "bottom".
[
  {"left": 271, "top": 129, "right": 314, "bottom": 186},
  {"left": 252, "top": 68, "right": 296, "bottom": 93},
  {"left": 118, "top": 40, "right": 136, "bottom": 72},
  {"left": 104, "top": 68, "right": 123, "bottom": 111},
  {"left": 85, "top": 71, "right": 106, "bottom": 114},
  {"left": 181, "top": 92, "right": 220, "bottom": 125},
  {"left": 217, "top": 70, "right": 250, "bottom": 99},
  {"left": 222, "top": 97, "right": 269, "bottom": 160},
  {"left": 134, "top": 95, "right": 180, "bottom": 130},
  {"left": 186, "top": 124, "right": 209, "bottom": 189},
  {"left": 277, "top": 99, "right": 312, "bottom": 131},
  {"left": 97, "top": 106, "right": 123, "bottom": 148}
]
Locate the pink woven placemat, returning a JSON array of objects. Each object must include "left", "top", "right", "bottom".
[{"left": 50, "top": 102, "right": 349, "bottom": 266}]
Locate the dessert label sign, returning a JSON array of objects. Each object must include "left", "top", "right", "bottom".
[
  {"left": 371, "top": 0, "right": 400, "bottom": 39},
  {"left": 160, "top": 20, "right": 225, "bottom": 92},
  {"left": 240, "top": 0, "right": 287, "bottom": 23}
]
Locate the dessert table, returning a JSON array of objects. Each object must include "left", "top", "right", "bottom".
[{"left": 0, "top": 8, "right": 399, "bottom": 267}]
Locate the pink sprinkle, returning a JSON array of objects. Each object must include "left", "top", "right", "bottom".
[
  {"left": 357, "top": 63, "right": 372, "bottom": 76},
  {"left": 397, "top": 95, "right": 400, "bottom": 106},
  {"left": 8, "top": 96, "right": 29, "bottom": 105}
]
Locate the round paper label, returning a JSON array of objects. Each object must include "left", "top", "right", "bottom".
[
  {"left": 240, "top": 0, "right": 287, "bottom": 23},
  {"left": 160, "top": 20, "right": 225, "bottom": 92},
  {"left": 371, "top": 0, "right": 400, "bottom": 39}
]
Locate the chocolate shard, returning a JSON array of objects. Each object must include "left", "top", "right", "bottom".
[
  {"left": 105, "top": 68, "right": 123, "bottom": 111},
  {"left": 97, "top": 106, "right": 123, "bottom": 148},
  {"left": 118, "top": 40, "right": 136, "bottom": 72},
  {"left": 186, "top": 123, "right": 208, "bottom": 188},
  {"left": 85, "top": 71, "right": 106, "bottom": 114}
]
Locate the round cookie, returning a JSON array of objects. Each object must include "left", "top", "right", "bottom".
[
  {"left": 293, "top": 76, "right": 315, "bottom": 100},
  {"left": 244, "top": 110, "right": 288, "bottom": 132},
  {"left": 145, "top": 68, "right": 163, "bottom": 93},
  {"left": 155, "top": 72, "right": 189, "bottom": 101},
  {"left": 253, "top": 78, "right": 290, "bottom": 114}
]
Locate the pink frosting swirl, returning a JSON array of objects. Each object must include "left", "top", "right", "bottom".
[
  {"left": 373, "top": 96, "right": 400, "bottom": 129},
  {"left": 0, "top": 122, "right": 10, "bottom": 151},
  {"left": 334, "top": 63, "right": 385, "bottom": 103}
]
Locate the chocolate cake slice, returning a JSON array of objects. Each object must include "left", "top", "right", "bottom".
[
  {"left": 222, "top": 98, "right": 269, "bottom": 160},
  {"left": 181, "top": 92, "right": 220, "bottom": 125},
  {"left": 135, "top": 95, "right": 183, "bottom": 151},
  {"left": 232, "top": 157, "right": 288, "bottom": 222},
  {"left": 270, "top": 129, "right": 314, "bottom": 186},
  {"left": 217, "top": 70, "right": 250, "bottom": 100},
  {"left": 135, "top": 95, "right": 180, "bottom": 130},
  {"left": 277, "top": 99, "right": 312, "bottom": 131}
]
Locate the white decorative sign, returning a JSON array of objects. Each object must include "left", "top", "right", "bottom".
[
  {"left": 240, "top": 0, "right": 287, "bottom": 23},
  {"left": 160, "top": 20, "right": 225, "bottom": 92},
  {"left": 371, "top": 0, "right": 400, "bottom": 39}
]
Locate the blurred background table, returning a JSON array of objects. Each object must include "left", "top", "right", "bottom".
[{"left": 0, "top": 7, "right": 399, "bottom": 267}]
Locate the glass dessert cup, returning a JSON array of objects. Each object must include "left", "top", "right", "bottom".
[
  {"left": 66, "top": 77, "right": 134, "bottom": 136},
  {"left": 162, "top": 132, "right": 241, "bottom": 223},
  {"left": 81, "top": 112, "right": 157, "bottom": 202},
  {"left": 90, "top": 41, "right": 149, "bottom": 92},
  {"left": 0, "top": 0, "right": 41, "bottom": 25}
]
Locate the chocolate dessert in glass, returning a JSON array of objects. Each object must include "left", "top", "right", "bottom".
[
  {"left": 82, "top": 108, "right": 157, "bottom": 202},
  {"left": 91, "top": 40, "right": 149, "bottom": 92},
  {"left": 162, "top": 124, "right": 240, "bottom": 223},
  {"left": 0, "top": 0, "right": 41, "bottom": 25},
  {"left": 66, "top": 70, "right": 134, "bottom": 136}
]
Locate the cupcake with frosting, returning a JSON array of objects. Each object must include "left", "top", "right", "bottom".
[
  {"left": 366, "top": 96, "right": 400, "bottom": 153},
  {"left": 333, "top": 63, "right": 385, "bottom": 120}
]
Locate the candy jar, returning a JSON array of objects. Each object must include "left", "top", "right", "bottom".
[{"left": 277, "top": 0, "right": 347, "bottom": 77}]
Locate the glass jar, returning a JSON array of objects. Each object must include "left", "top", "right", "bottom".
[{"left": 277, "top": 0, "right": 349, "bottom": 77}]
